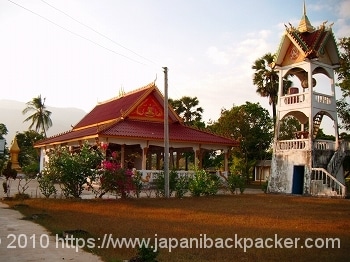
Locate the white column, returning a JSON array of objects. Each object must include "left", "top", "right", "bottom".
[{"left": 138, "top": 142, "right": 149, "bottom": 170}]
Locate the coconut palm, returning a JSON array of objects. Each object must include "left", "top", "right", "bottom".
[
  {"left": 22, "top": 95, "right": 52, "bottom": 137},
  {"left": 252, "top": 53, "right": 292, "bottom": 126}
]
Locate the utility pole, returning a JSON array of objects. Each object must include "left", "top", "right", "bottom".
[{"left": 163, "top": 67, "right": 170, "bottom": 198}]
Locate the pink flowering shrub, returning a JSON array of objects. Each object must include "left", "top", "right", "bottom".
[{"left": 98, "top": 160, "right": 135, "bottom": 199}]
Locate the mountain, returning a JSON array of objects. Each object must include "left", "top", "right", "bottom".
[{"left": 0, "top": 99, "right": 87, "bottom": 142}]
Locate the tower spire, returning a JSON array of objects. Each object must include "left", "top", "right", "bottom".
[{"left": 298, "top": 1, "right": 314, "bottom": 33}]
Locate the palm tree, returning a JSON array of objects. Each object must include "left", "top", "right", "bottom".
[
  {"left": 252, "top": 53, "right": 292, "bottom": 126},
  {"left": 169, "top": 96, "right": 204, "bottom": 127},
  {"left": 168, "top": 96, "right": 204, "bottom": 170},
  {"left": 22, "top": 95, "right": 52, "bottom": 138}
]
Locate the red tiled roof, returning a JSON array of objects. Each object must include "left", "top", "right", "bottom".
[
  {"left": 102, "top": 120, "right": 238, "bottom": 146},
  {"left": 35, "top": 120, "right": 237, "bottom": 147},
  {"left": 296, "top": 29, "right": 329, "bottom": 58},
  {"left": 35, "top": 126, "right": 99, "bottom": 146},
  {"left": 74, "top": 84, "right": 153, "bottom": 129}
]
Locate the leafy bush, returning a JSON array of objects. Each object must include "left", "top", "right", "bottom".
[
  {"left": 43, "top": 142, "right": 103, "bottom": 198},
  {"left": 188, "top": 169, "right": 220, "bottom": 196},
  {"left": 154, "top": 170, "right": 178, "bottom": 197},
  {"left": 37, "top": 172, "right": 57, "bottom": 198},
  {"left": 226, "top": 174, "right": 237, "bottom": 194},
  {"left": 130, "top": 243, "right": 159, "bottom": 262},
  {"left": 14, "top": 193, "right": 30, "bottom": 200},
  {"left": 227, "top": 174, "right": 246, "bottom": 194},
  {"left": 2, "top": 161, "right": 17, "bottom": 197},
  {"left": 175, "top": 174, "right": 189, "bottom": 198},
  {"left": 262, "top": 180, "right": 268, "bottom": 193},
  {"left": 132, "top": 171, "right": 143, "bottom": 198}
]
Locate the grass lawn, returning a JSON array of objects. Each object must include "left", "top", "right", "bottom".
[{"left": 2, "top": 194, "right": 350, "bottom": 262}]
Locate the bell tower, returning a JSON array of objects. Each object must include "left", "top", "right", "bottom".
[{"left": 268, "top": 3, "right": 346, "bottom": 197}]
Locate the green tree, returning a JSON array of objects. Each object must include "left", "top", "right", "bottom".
[
  {"left": 22, "top": 95, "right": 52, "bottom": 137},
  {"left": 208, "top": 102, "right": 273, "bottom": 182},
  {"left": 315, "top": 128, "right": 335, "bottom": 141},
  {"left": 336, "top": 98, "right": 350, "bottom": 131},
  {"left": 201, "top": 150, "right": 224, "bottom": 170},
  {"left": 16, "top": 130, "right": 44, "bottom": 175},
  {"left": 278, "top": 116, "right": 301, "bottom": 140},
  {"left": 0, "top": 123, "right": 8, "bottom": 139},
  {"left": 336, "top": 37, "right": 350, "bottom": 131},
  {"left": 336, "top": 37, "right": 350, "bottom": 97},
  {"left": 169, "top": 96, "right": 205, "bottom": 170},
  {"left": 0, "top": 123, "right": 9, "bottom": 174},
  {"left": 252, "top": 53, "right": 292, "bottom": 125}
]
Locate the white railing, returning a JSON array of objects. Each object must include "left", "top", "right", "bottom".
[
  {"left": 138, "top": 170, "right": 194, "bottom": 182},
  {"left": 314, "top": 140, "right": 335, "bottom": 150},
  {"left": 313, "top": 92, "right": 332, "bottom": 105},
  {"left": 281, "top": 93, "right": 306, "bottom": 106},
  {"left": 313, "top": 92, "right": 335, "bottom": 112},
  {"left": 137, "top": 170, "right": 228, "bottom": 183},
  {"left": 276, "top": 139, "right": 308, "bottom": 150},
  {"left": 311, "top": 168, "right": 346, "bottom": 198},
  {"left": 279, "top": 92, "right": 335, "bottom": 109}
]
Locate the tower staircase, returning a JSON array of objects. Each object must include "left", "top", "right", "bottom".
[
  {"left": 311, "top": 140, "right": 348, "bottom": 198},
  {"left": 327, "top": 140, "right": 348, "bottom": 177}
]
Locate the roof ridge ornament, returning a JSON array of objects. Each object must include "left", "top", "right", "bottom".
[
  {"left": 297, "top": 1, "right": 314, "bottom": 33},
  {"left": 97, "top": 82, "right": 156, "bottom": 105}
]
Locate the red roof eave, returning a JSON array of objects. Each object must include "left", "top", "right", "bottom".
[
  {"left": 34, "top": 126, "right": 99, "bottom": 147},
  {"left": 101, "top": 120, "right": 238, "bottom": 147}
]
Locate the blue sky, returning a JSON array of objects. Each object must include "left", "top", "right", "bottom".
[{"left": 0, "top": 0, "right": 349, "bottom": 128}]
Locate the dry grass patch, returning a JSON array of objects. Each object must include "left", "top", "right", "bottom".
[{"left": 3, "top": 194, "right": 350, "bottom": 262}]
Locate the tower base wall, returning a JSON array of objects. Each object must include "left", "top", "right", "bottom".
[{"left": 269, "top": 150, "right": 312, "bottom": 195}]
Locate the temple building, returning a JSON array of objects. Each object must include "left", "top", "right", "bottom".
[
  {"left": 35, "top": 82, "right": 238, "bottom": 177},
  {"left": 268, "top": 4, "right": 349, "bottom": 197}
]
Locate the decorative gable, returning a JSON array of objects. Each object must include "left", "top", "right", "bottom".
[
  {"left": 73, "top": 83, "right": 152, "bottom": 130},
  {"left": 274, "top": 5, "right": 340, "bottom": 68},
  {"left": 281, "top": 44, "right": 304, "bottom": 66},
  {"left": 129, "top": 93, "right": 164, "bottom": 121}
]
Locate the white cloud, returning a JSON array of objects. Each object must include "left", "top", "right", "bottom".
[
  {"left": 338, "top": 0, "right": 350, "bottom": 19},
  {"left": 206, "top": 46, "right": 231, "bottom": 65},
  {"left": 336, "top": 19, "right": 350, "bottom": 38},
  {"left": 334, "top": 1, "right": 350, "bottom": 38}
]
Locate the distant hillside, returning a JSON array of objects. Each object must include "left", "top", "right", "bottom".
[{"left": 0, "top": 99, "right": 86, "bottom": 142}]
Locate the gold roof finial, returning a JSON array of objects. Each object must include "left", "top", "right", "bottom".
[{"left": 298, "top": 1, "right": 314, "bottom": 33}]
